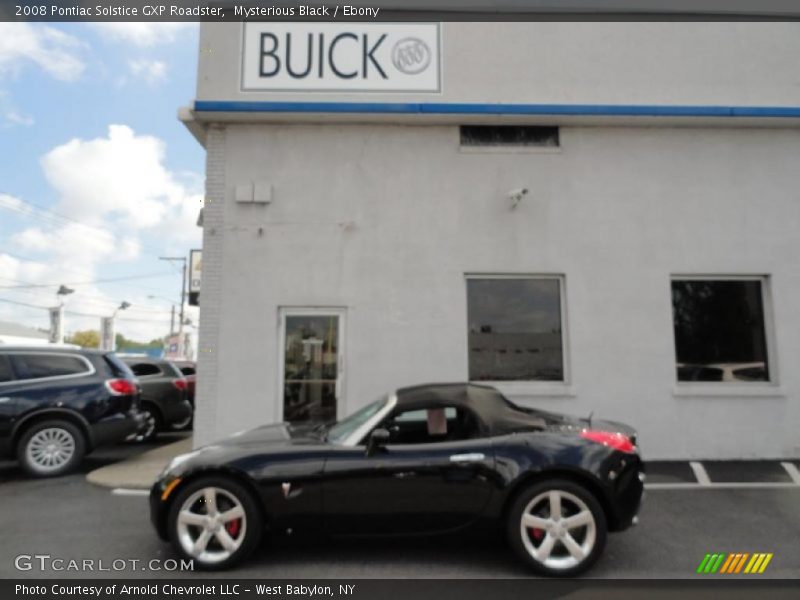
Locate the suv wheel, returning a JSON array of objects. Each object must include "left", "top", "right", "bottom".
[
  {"left": 17, "top": 420, "right": 86, "bottom": 477},
  {"left": 507, "top": 479, "right": 607, "bottom": 577},
  {"left": 170, "top": 408, "right": 194, "bottom": 432},
  {"left": 134, "top": 405, "right": 161, "bottom": 443}
]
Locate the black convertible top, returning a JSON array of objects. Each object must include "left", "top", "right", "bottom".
[{"left": 395, "top": 383, "right": 547, "bottom": 435}]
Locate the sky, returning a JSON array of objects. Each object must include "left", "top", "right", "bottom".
[{"left": 0, "top": 22, "right": 204, "bottom": 344}]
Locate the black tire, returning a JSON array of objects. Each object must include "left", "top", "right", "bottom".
[
  {"left": 506, "top": 479, "right": 607, "bottom": 577},
  {"left": 169, "top": 407, "right": 194, "bottom": 432},
  {"left": 167, "top": 476, "right": 263, "bottom": 570},
  {"left": 134, "top": 404, "right": 162, "bottom": 443},
  {"left": 16, "top": 419, "right": 86, "bottom": 478}
]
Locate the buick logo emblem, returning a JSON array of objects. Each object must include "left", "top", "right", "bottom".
[{"left": 391, "top": 38, "right": 432, "bottom": 75}]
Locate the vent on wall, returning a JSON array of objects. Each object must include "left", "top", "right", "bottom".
[{"left": 460, "top": 125, "right": 560, "bottom": 148}]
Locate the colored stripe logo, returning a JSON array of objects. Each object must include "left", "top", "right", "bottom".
[{"left": 697, "top": 553, "right": 773, "bottom": 574}]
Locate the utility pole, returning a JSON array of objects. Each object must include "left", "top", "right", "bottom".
[{"left": 159, "top": 256, "right": 188, "bottom": 354}]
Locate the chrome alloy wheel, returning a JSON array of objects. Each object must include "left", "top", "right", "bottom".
[
  {"left": 26, "top": 427, "right": 76, "bottom": 473},
  {"left": 519, "top": 489, "right": 597, "bottom": 571},
  {"left": 135, "top": 410, "right": 157, "bottom": 442},
  {"left": 176, "top": 487, "right": 247, "bottom": 565}
]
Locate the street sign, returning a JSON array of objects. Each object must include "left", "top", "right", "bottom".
[{"left": 189, "top": 249, "right": 201, "bottom": 307}]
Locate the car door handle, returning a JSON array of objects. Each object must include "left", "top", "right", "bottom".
[
  {"left": 449, "top": 453, "right": 485, "bottom": 463},
  {"left": 0, "top": 397, "right": 10, "bottom": 404}
]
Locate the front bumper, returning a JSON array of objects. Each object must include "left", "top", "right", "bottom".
[
  {"left": 150, "top": 476, "right": 174, "bottom": 541},
  {"left": 607, "top": 454, "right": 645, "bottom": 531}
]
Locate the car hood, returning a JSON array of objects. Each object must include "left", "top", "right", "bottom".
[
  {"left": 215, "top": 422, "right": 324, "bottom": 447},
  {"left": 162, "top": 423, "right": 326, "bottom": 477}
]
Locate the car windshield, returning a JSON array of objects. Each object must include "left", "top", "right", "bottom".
[{"left": 326, "top": 396, "right": 388, "bottom": 444}]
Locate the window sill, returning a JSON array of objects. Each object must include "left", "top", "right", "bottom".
[
  {"left": 672, "top": 384, "right": 785, "bottom": 399},
  {"left": 458, "top": 146, "right": 562, "bottom": 155},
  {"left": 480, "top": 381, "right": 576, "bottom": 399}
]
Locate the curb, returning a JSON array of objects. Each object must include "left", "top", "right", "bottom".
[{"left": 86, "top": 437, "right": 192, "bottom": 490}]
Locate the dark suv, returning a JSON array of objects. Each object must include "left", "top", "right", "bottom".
[
  {"left": 170, "top": 360, "right": 195, "bottom": 431},
  {"left": 0, "top": 347, "right": 144, "bottom": 477},
  {"left": 120, "top": 356, "right": 192, "bottom": 442}
]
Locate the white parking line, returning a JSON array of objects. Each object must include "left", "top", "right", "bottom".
[
  {"left": 781, "top": 462, "right": 800, "bottom": 485},
  {"left": 111, "top": 488, "right": 149, "bottom": 497},
  {"left": 646, "top": 482, "right": 800, "bottom": 490},
  {"left": 689, "top": 461, "right": 712, "bottom": 485}
]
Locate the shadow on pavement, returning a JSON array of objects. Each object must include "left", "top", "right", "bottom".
[{"left": 0, "top": 432, "right": 189, "bottom": 484}]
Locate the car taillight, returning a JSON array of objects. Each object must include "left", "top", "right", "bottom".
[
  {"left": 580, "top": 429, "right": 636, "bottom": 453},
  {"left": 106, "top": 378, "right": 137, "bottom": 396},
  {"left": 172, "top": 378, "right": 188, "bottom": 391}
]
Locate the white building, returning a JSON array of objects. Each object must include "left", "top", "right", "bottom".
[
  {"left": 0, "top": 320, "right": 50, "bottom": 346},
  {"left": 183, "top": 22, "right": 800, "bottom": 459}
]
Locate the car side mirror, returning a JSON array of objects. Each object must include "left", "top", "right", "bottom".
[{"left": 366, "top": 428, "right": 390, "bottom": 456}]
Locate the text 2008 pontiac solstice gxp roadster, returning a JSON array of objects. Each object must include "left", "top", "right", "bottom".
[{"left": 150, "top": 383, "right": 644, "bottom": 576}]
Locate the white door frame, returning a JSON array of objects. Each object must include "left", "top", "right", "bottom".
[{"left": 277, "top": 307, "right": 347, "bottom": 423}]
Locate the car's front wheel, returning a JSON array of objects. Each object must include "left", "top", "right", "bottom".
[
  {"left": 507, "top": 479, "right": 607, "bottom": 577},
  {"left": 167, "top": 477, "right": 262, "bottom": 570},
  {"left": 17, "top": 420, "right": 86, "bottom": 477}
]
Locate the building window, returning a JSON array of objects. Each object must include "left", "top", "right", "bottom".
[
  {"left": 671, "top": 278, "right": 771, "bottom": 383},
  {"left": 467, "top": 277, "right": 564, "bottom": 382},
  {"left": 459, "top": 125, "right": 559, "bottom": 148}
]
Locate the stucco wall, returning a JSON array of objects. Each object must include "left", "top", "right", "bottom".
[
  {"left": 197, "top": 22, "right": 800, "bottom": 107},
  {"left": 193, "top": 122, "right": 800, "bottom": 459}
]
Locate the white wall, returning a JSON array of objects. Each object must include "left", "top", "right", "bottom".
[
  {"left": 194, "top": 123, "right": 800, "bottom": 459},
  {"left": 197, "top": 22, "right": 800, "bottom": 107}
]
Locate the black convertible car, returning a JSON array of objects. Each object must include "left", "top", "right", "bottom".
[{"left": 150, "top": 383, "right": 644, "bottom": 576}]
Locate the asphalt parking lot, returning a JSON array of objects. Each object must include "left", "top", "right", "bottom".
[{"left": 0, "top": 439, "right": 798, "bottom": 579}]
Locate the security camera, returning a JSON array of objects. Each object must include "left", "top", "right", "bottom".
[{"left": 507, "top": 188, "right": 529, "bottom": 208}]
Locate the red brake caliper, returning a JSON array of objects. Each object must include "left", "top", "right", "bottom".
[
  {"left": 528, "top": 512, "right": 545, "bottom": 541},
  {"left": 225, "top": 519, "right": 241, "bottom": 537},
  {"left": 528, "top": 527, "right": 545, "bottom": 541}
]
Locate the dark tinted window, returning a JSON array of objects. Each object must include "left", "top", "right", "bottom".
[
  {"left": 0, "top": 355, "right": 14, "bottom": 382},
  {"left": 672, "top": 279, "right": 770, "bottom": 382},
  {"left": 460, "top": 125, "right": 559, "bottom": 147},
  {"left": 382, "top": 406, "right": 480, "bottom": 444},
  {"left": 467, "top": 278, "right": 564, "bottom": 381},
  {"left": 179, "top": 366, "right": 195, "bottom": 375},
  {"left": 15, "top": 354, "right": 91, "bottom": 379},
  {"left": 127, "top": 362, "right": 162, "bottom": 377}
]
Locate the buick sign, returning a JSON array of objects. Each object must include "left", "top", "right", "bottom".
[{"left": 241, "top": 23, "right": 441, "bottom": 92}]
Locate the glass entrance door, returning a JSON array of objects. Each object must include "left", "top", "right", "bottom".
[{"left": 280, "top": 310, "right": 344, "bottom": 425}]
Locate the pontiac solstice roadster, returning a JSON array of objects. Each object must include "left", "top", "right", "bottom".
[{"left": 150, "top": 383, "right": 644, "bottom": 576}]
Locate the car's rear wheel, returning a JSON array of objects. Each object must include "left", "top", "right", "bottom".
[
  {"left": 167, "top": 477, "right": 262, "bottom": 570},
  {"left": 17, "top": 420, "right": 86, "bottom": 477},
  {"left": 507, "top": 479, "right": 607, "bottom": 577},
  {"left": 134, "top": 405, "right": 161, "bottom": 442},
  {"left": 169, "top": 407, "right": 193, "bottom": 432}
]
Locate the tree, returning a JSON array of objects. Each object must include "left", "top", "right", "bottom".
[
  {"left": 115, "top": 333, "right": 164, "bottom": 351},
  {"left": 66, "top": 330, "right": 100, "bottom": 348}
]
